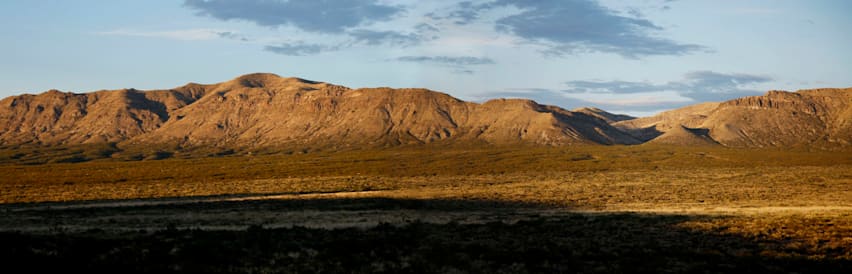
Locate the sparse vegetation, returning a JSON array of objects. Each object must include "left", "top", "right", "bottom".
[
  {"left": 1, "top": 145, "right": 850, "bottom": 272},
  {"left": 2, "top": 144, "right": 849, "bottom": 203}
]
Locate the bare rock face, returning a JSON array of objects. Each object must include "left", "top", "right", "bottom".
[
  {"left": 0, "top": 73, "right": 639, "bottom": 149},
  {"left": 614, "top": 88, "right": 852, "bottom": 149}
]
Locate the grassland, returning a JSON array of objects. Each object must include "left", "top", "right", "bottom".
[{"left": 1, "top": 144, "right": 850, "bottom": 272}]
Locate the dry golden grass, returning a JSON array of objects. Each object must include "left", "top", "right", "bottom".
[
  {"left": 1, "top": 144, "right": 850, "bottom": 204},
  {"left": 1, "top": 145, "right": 850, "bottom": 272}
]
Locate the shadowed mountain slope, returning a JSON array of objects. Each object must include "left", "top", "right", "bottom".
[{"left": 572, "top": 107, "right": 635, "bottom": 124}]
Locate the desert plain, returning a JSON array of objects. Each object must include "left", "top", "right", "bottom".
[{"left": 1, "top": 144, "right": 850, "bottom": 273}]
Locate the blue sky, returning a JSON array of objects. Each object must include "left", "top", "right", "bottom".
[{"left": 1, "top": 0, "right": 850, "bottom": 116}]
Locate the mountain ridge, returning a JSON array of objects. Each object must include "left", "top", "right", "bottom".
[
  {"left": 0, "top": 73, "right": 640, "bottom": 150},
  {"left": 1, "top": 73, "right": 850, "bottom": 156}
]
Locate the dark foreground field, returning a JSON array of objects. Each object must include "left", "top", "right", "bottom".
[{"left": 1, "top": 145, "right": 850, "bottom": 273}]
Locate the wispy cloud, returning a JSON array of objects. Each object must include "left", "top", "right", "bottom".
[
  {"left": 393, "top": 55, "right": 496, "bottom": 75},
  {"left": 180, "top": 0, "right": 705, "bottom": 59},
  {"left": 434, "top": 0, "right": 706, "bottom": 58},
  {"left": 564, "top": 71, "right": 773, "bottom": 102},
  {"left": 215, "top": 31, "right": 249, "bottom": 41},
  {"left": 264, "top": 42, "right": 339, "bottom": 56},
  {"left": 395, "top": 56, "right": 496, "bottom": 66},
  {"left": 95, "top": 29, "right": 246, "bottom": 41},
  {"left": 348, "top": 30, "right": 423, "bottom": 47},
  {"left": 184, "top": 0, "right": 436, "bottom": 55},
  {"left": 263, "top": 30, "right": 425, "bottom": 56},
  {"left": 425, "top": 1, "right": 484, "bottom": 25},
  {"left": 184, "top": 0, "right": 403, "bottom": 34}
]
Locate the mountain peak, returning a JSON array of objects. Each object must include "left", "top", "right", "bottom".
[
  {"left": 226, "top": 73, "right": 324, "bottom": 89},
  {"left": 233, "top": 72, "right": 282, "bottom": 81},
  {"left": 229, "top": 73, "right": 282, "bottom": 88}
]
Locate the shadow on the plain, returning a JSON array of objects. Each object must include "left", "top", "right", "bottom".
[{"left": 0, "top": 196, "right": 849, "bottom": 273}]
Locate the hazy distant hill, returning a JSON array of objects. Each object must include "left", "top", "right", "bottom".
[
  {"left": 572, "top": 107, "right": 635, "bottom": 124},
  {"left": 0, "top": 73, "right": 640, "bottom": 150}
]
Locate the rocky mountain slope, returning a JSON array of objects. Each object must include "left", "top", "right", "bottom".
[
  {"left": 614, "top": 88, "right": 852, "bottom": 148},
  {"left": 0, "top": 73, "right": 640, "bottom": 150},
  {"left": 0, "top": 85, "right": 209, "bottom": 145}
]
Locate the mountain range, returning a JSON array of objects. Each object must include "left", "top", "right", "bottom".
[{"left": 1, "top": 73, "right": 850, "bottom": 156}]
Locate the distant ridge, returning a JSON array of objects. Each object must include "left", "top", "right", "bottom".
[
  {"left": 646, "top": 125, "right": 720, "bottom": 146},
  {"left": 572, "top": 107, "right": 635, "bottom": 124},
  {"left": 1, "top": 73, "right": 849, "bottom": 154},
  {"left": 614, "top": 88, "right": 852, "bottom": 149}
]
